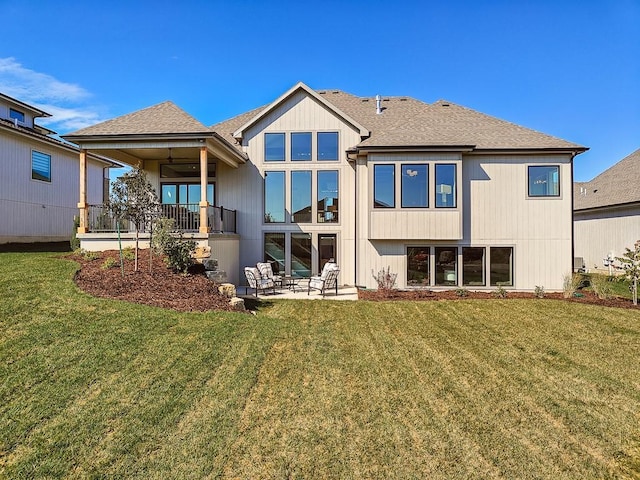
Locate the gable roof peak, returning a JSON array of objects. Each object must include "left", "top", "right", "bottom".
[
  {"left": 64, "top": 100, "right": 211, "bottom": 138},
  {"left": 232, "top": 82, "right": 369, "bottom": 139}
]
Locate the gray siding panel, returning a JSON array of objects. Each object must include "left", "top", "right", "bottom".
[{"left": 0, "top": 130, "right": 106, "bottom": 243}]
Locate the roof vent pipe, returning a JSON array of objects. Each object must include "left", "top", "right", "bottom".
[{"left": 375, "top": 94, "right": 382, "bottom": 114}]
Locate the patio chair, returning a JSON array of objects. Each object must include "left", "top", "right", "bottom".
[
  {"left": 308, "top": 262, "right": 340, "bottom": 297},
  {"left": 244, "top": 267, "right": 276, "bottom": 297},
  {"left": 256, "top": 261, "right": 282, "bottom": 287}
]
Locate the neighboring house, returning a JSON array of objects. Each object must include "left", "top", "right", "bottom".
[
  {"left": 0, "top": 93, "right": 114, "bottom": 245},
  {"left": 574, "top": 148, "right": 640, "bottom": 273},
  {"left": 63, "top": 82, "right": 587, "bottom": 290}
]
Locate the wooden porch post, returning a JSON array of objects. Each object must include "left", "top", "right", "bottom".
[
  {"left": 77, "top": 149, "right": 89, "bottom": 233},
  {"left": 199, "top": 146, "right": 209, "bottom": 233}
]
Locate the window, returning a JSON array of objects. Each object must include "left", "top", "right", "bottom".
[
  {"left": 291, "top": 170, "right": 312, "bottom": 223},
  {"left": 161, "top": 183, "right": 214, "bottom": 211},
  {"left": 291, "top": 233, "right": 312, "bottom": 277},
  {"left": 490, "top": 247, "right": 513, "bottom": 286},
  {"left": 401, "top": 164, "right": 428, "bottom": 208},
  {"left": 317, "top": 170, "right": 339, "bottom": 222},
  {"left": 10, "top": 108, "right": 25, "bottom": 123},
  {"left": 264, "top": 171, "right": 285, "bottom": 223},
  {"left": 160, "top": 162, "right": 216, "bottom": 178},
  {"left": 319, "top": 234, "right": 337, "bottom": 273},
  {"left": 264, "top": 233, "right": 285, "bottom": 274},
  {"left": 265, "top": 133, "right": 285, "bottom": 161},
  {"left": 435, "top": 247, "right": 457, "bottom": 286},
  {"left": 462, "top": 247, "right": 485, "bottom": 286},
  {"left": 407, "top": 247, "right": 430, "bottom": 287},
  {"left": 435, "top": 164, "right": 456, "bottom": 208},
  {"left": 528, "top": 166, "right": 559, "bottom": 197},
  {"left": 291, "top": 132, "right": 312, "bottom": 161},
  {"left": 31, "top": 150, "right": 51, "bottom": 182},
  {"left": 318, "top": 132, "right": 339, "bottom": 161},
  {"left": 374, "top": 164, "right": 395, "bottom": 208}
]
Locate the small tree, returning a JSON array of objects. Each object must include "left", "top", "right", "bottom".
[
  {"left": 108, "top": 169, "right": 159, "bottom": 272},
  {"left": 616, "top": 240, "right": 640, "bottom": 305},
  {"left": 372, "top": 266, "right": 397, "bottom": 290}
]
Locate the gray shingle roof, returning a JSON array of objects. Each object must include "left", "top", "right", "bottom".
[
  {"left": 212, "top": 87, "right": 585, "bottom": 152},
  {"left": 210, "top": 104, "right": 266, "bottom": 143},
  {"left": 574, "top": 148, "right": 640, "bottom": 211},
  {"left": 66, "top": 101, "right": 211, "bottom": 137}
]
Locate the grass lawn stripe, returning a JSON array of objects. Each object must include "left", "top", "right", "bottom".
[{"left": 1, "top": 254, "right": 639, "bottom": 479}]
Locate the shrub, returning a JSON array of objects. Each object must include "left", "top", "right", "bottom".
[
  {"left": 101, "top": 257, "right": 118, "bottom": 269},
  {"left": 492, "top": 285, "right": 508, "bottom": 298},
  {"left": 562, "top": 273, "right": 581, "bottom": 299},
  {"left": 590, "top": 274, "right": 615, "bottom": 300},
  {"left": 455, "top": 287, "right": 469, "bottom": 297},
  {"left": 534, "top": 285, "right": 545, "bottom": 298},
  {"left": 372, "top": 266, "right": 397, "bottom": 290},
  {"left": 163, "top": 236, "right": 196, "bottom": 274},
  {"left": 152, "top": 217, "right": 176, "bottom": 254},
  {"left": 82, "top": 250, "right": 99, "bottom": 261},
  {"left": 122, "top": 247, "right": 135, "bottom": 261}
]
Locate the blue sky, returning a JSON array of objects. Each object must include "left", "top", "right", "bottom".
[{"left": 0, "top": 0, "right": 638, "bottom": 182}]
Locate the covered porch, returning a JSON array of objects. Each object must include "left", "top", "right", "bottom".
[{"left": 62, "top": 101, "right": 248, "bottom": 284}]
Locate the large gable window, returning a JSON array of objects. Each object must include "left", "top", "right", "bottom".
[
  {"left": 528, "top": 165, "right": 559, "bottom": 197},
  {"left": 32, "top": 150, "right": 51, "bottom": 182},
  {"left": 265, "top": 133, "right": 285, "bottom": 162},
  {"left": 291, "top": 132, "right": 312, "bottom": 161},
  {"left": 264, "top": 171, "right": 285, "bottom": 223},
  {"left": 318, "top": 132, "right": 338, "bottom": 161},
  {"left": 317, "top": 170, "right": 339, "bottom": 222},
  {"left": 291, "top": 170, "right": 312, "bottom": 223}
]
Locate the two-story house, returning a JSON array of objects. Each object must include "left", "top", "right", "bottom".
[
  {"left": 0, "top": 93, "right": 114, "bottom": 246},
  {"left": 64, "top": 82, "right": 587, "bottom": 290}
]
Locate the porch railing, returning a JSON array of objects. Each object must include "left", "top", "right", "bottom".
[{"left": 87, "top": 204, "right": 237, "bottom": 234}]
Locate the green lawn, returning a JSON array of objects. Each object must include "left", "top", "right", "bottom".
[{"left": 1, "top": 253, "right": 639, "bottom": 479}]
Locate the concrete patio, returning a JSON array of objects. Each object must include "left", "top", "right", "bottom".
[{"left": 240, "top": 283, "right": 359, "bottom": 301}]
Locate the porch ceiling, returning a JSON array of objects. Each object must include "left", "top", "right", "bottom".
[{"left": 63, "top": 135, "right": 247, "bottom": 169}]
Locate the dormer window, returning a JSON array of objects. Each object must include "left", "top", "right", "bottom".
[{"left": 9, "top": 108, "right": 25, "bottom": 123}]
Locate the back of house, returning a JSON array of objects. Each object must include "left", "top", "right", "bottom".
[
  {"left": 212, "top": 83, "right": 587, "bottom": 290},
  {"left": 64, "top": 82, "right": 586, "bottom": 290}
]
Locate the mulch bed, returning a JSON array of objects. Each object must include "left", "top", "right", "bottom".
[
  {"left": 71, "top": 249, "right": 235, "bottom": 312},
  {"left": 358, "top": 287, "right": 639, "bottom": 309},
  {"left": 70, "top": 250, "right": 638, "bottom": 312}
]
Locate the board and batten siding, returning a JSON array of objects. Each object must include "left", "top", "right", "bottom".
[
  {"left": 222, "top": 90, "right": 362, "bottom": 284},
  {"left": 0, "top": 131, "right": 106, "bottom": 243},
  {"left": 574, "top": 205, "right": 640, "bottom": 273},
  {"left": 357, "top": 153, "right": 574, "bottom": 290}
]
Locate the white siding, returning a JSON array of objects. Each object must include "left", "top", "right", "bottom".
[
  {"left": 574, "top": 206, "right": 640, "bottom": 273},
  {"left": 358, "top": 153, "right": 574, "bottom": 290},
  {"left": 221, "top": 90, "right": 362, "bottom": 285},
  {"left": 0, "top": 129, "right": 106, "bottom": 243}
]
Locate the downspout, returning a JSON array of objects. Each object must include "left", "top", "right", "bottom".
[
  {"left": 570, "top": 151, "right": 576, "bottom": 275},
  {"left": 354, "top": 153, "right": 358, "bottom": 288}
]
